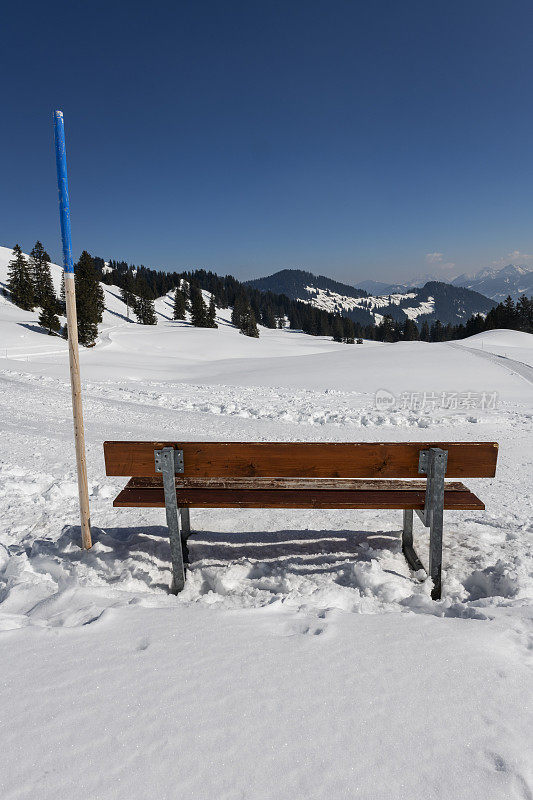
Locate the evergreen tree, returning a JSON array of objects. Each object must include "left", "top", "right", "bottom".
[
  {"left": 74, "top": 251, "right": 105, "bottom": 345},
  {"left": 377, "top": 315, "right": 397, "bottom": 342},
  {"left": 29, "top": 242, "right": 60, "bottom": 329},
  {"left": 503, "top": 295, "right": 517, "bottom": 327},
  {"left": 319, "top": 315, "right": 331, "bottom": 336},
  {"left": 419, "top": 320, "right": 430, "bottom": 341},
  {"left": 173, "top": 286, "right": 187, "bottom": 320},
  {"left": 289, "top": 309, "right": 302, "bottom": 330},
  {"left": 134, "top": 279, "right": 157, "bottom": 325},
  {"left": 332, "top": 316, "right": 344, "bottom": 342},
  {"left": 206, "top": 294, "right": 218, "bottom": 328},
  {"left": 121, "top": 270, "right": 136, "bottom": 319},
  {"left": 7, "top": 245, "right": 34, "bottom": 310},
  {"left": 402, "top": 318, "right": 419, "bottom": 341},
  {"left": 260, "top": 304, "right": 276, "bottom": 328},
  {"left": 190, "top": 285, "right": 208, "bottom": 327},
  {"left": 464, "top": 314, "right": 484, "bottom": 337},
  {"left": 181, "top": 280, "right": 191, "bottom": 309},
  {"left": 342, "top": 317, "right": 355, "bottom": 343},
  {"left": 29, "top": 241, "right": 53, "bottom": 306},
  {"left": 231, "top": 294, "right": 248, "bottom": 328},
  {"left": 215, "top": 287, "right": 229, "bottom": 308},
  {"left": 38, "top": 297, "right": 61, "bottom": 334},
  {"left": 443, "top": 323, "right": 453, "bottom": 341},
  {"left": 517, "top": 295, "right": 533, "bottom": 332},
  {"left": 430, "top": 320, "right": 444, "bottom": 342},
  {"left": 238, "top": 304, "right": 259, "bottom": 337}
]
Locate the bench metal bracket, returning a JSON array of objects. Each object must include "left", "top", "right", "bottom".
[
  {"left": 154, "top": 447, "right": 186, "bottom": 593},
  {"left": 408, "top": 447, "right": 448, "bottom": 600},
  {"left": 155, "top": 448, "right": 184, "bottom": 475}
]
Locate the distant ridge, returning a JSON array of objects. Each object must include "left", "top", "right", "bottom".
[
  {"left": 246, "top": 269, "right": 368, "bottom": 300},
  {"left": 355, "top": 279, "right": 410, "bottom": 295}
]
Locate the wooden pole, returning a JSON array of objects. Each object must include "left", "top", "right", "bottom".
[{"left": 53, "top": 110, "right": 92, "bottom": 550}]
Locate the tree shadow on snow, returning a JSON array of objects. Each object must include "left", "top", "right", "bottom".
[{"left": 17, "top": 322, "right": 61, "bottom": 337}]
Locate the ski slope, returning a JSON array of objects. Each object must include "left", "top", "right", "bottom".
[{"left": 0, "top": 245, "right": 532, "bottom": 800}]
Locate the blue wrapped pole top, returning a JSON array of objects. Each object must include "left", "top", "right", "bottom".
[{"left": 53, "top": 110, "right": 75, "bottom": 274}]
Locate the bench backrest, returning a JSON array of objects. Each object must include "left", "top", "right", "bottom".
[{"left": 104, "top": 441, "right": 498, "bottom": 479}]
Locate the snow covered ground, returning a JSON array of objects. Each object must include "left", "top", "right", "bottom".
[
  {"left": 454, "top": 328, "right": 533, "bottom": 369},
  {"left": 0, "top": 246, "right": 532, "bottom": 799}
]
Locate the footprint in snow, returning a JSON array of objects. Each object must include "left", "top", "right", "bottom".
[
  {"left": 486, "top": 751, "right": 532, "bottom": 800},
  {"left": 283, "top": 621, "right": 326, "bottom": 637}
]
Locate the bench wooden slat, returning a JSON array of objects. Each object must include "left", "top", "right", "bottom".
[
  {"left": 113, "top": 486, "right": 485, "bottom": 510},
  {"left": 124, "top": 477, "right": 472, "bottom": 491},
  {"left": 104, "top": 441, "right": 499, "bottom": 479}
]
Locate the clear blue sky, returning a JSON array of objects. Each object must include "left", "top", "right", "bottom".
[{"left": 2, "top": 0, "right": 533, "bottom": 283}]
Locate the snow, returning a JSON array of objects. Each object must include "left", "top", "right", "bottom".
[
  {"left": 454, "top": 328, "right": 533, "bottom": 368},
  {"left": 0, "top": 245, "right": 532, "bottom": 799},
  {"left": 301, "top": 284, "right": 436, "bottom": 324},
  {"left": 403, "top": 297, "right": 435, "bottom": 320}
]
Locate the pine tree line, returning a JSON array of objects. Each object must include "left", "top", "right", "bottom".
[
  {"left": 102, "top": 261, "right": 355, "bottom": 340},
  {"left": 101, "top": 258, "right": 533, "bottom": 343}
]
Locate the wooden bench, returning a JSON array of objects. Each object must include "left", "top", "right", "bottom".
[{"left": 103, "top": 441, "right": 498, "bottom": 600}]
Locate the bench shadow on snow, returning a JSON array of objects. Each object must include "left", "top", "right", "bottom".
[
  {"left": 190, "top": 528, "right": 402, "bottom": 575},
  {"left": 62, "top": 523, "right": 408, "bottom": 585},
  {"left": 33, "top": 525, "right": 504, "bottom": 618}
]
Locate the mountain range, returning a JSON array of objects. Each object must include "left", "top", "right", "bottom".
[
  {"left": 246, "top": 269, "right": 496, "bottom": 326},
  {"left": 355, "top": 265, "right": 533, "bottom": 303},
  {"left": 451, "top": 264, "right": 533, "bottom": 302}
]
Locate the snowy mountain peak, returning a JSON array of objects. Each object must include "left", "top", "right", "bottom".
[{"left": 452, "top": 263, "right": 533, "bottom": 302}]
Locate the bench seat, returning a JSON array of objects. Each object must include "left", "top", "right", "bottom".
[{"left": 114, "top": 477, "right": 484, "bottom": 510}]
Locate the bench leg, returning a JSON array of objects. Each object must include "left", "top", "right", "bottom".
[
  {"left": 424, "top": 448, "right": 447, "bottom": 601},
  {"left": 159, "top": 448, "right": 186, "bottom": 594},
  {"left": 429, "top": 504, "right": 444, "bottom": 601},
  {"left": 401, "top": 509, "right": 425, "bottom": 573},
  {"left": 180, "top": 507, "right": 191, "bottom": 537}
]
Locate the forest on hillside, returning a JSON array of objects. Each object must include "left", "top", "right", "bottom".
[
  {"left": 101, "top": 257, "right": 533, "bottom": 342},
  {"left": 4, "top": 244, "right": 533, "bottom": 347}
]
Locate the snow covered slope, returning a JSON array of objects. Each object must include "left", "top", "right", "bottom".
[
  {"left": 453, "top": 328, "right": 533, "bottom": 371},
  {"left": 1, "top": 245, "right": 532, "bottom": 800},
  {"left": 0, "top": 246, "right": 355, "bottom": 368},
  {"left": 0, "top": 245, "right": 192, "bottom": 356}
]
